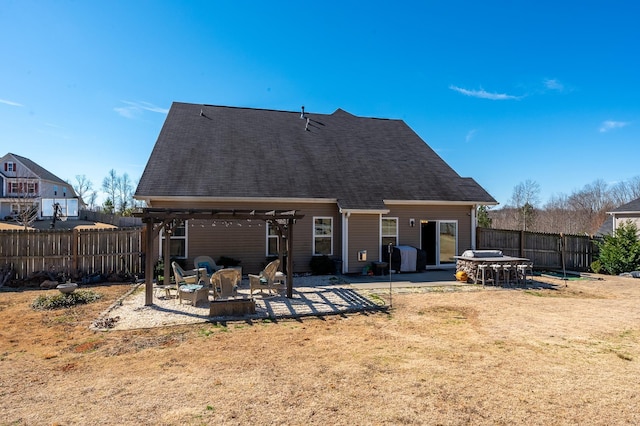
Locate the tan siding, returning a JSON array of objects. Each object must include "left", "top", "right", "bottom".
[
  {"left": 614, "top": 214, "right": 640, "bottom": 237},
  {"left": 150, "top": 201, "right": 341, "bottom": 274},
  {"left": 384, "top": 204, "right": 474, "bottom": 253},
  {"left": 346, "top": 214, "right": 380, "bottom": 274}
]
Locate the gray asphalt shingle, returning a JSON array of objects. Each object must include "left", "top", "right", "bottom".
[{"left": 136, "top": 102, "right": 496, "bottom": 209}]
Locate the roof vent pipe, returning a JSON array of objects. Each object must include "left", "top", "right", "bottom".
[{"left": 300, "top": 106, "right": 305, "bottom": 119}]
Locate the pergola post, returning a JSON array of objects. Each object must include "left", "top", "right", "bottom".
[
  {"left": 144, "top": 220, "right": 155, "bottom": 306},
  {"left": 286, "top": 218, "right": 294, "bottom": 298}
]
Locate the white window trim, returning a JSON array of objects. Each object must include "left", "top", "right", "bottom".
[
  {"left": 380, "top": 217, "right": 398, "bottom": 260},
  {"left": 381, "top": 217, "right": 398, "bottom": 243},
  {"left": 313, "top": 216, "right": 333, "bottom": 256},
  {"left": 159, "top": 221, "right": 189, "bottom": 259},
  {"left": 266, "top": 222, "right": 280, "bottom": 257}
]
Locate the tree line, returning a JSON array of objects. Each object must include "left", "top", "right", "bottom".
[
  {"left": 478, "top": 176, "right": 640, "bottom": 235},
  {"left": 72, "top": 170, "right": 141, "bottom": 216}
]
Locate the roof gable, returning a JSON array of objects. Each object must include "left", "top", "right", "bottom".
[
  {"left": 4, "top": 153, "right": 68, "bottom": 185},
  {"left": 136, "top": 103, "right": 496, "bottom": 208},
  {"left": 612, "top": 197, "right": 640, "bottom": 213}
]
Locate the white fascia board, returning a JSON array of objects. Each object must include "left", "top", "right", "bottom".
[
  {"left": 339, "top": 208, "right": 390, "bottom": 215},
  {"left": 384, "top": 199, "right": 499, "bottom": 206},
  {"left": 133, "top": 196, "right": 337, "bottom": 205}
]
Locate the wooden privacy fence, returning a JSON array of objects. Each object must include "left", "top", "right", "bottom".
[
  {"left": 0, "top": 227, "right": 144, "bottom": 280},
  {"left": 476, "top": 227, "right": 600, "bottom": 272}
]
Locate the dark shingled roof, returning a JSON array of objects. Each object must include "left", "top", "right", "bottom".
[
  {"left": 8, "top": 153, "right": 74, "bottom": 189},
  {"left": 135, "top": 103, "right": 496, "bottom": 209},
  {"left": 611, "top": 197, "right": 640, "bottom": 213}
]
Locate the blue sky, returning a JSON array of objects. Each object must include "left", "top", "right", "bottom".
[{"left": 1, "top": 1, "right": 638, "bottom": 207}]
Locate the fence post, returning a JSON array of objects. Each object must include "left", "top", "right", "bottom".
[{"left": 520, "top": 229, "right": 525, "bottom": 258}]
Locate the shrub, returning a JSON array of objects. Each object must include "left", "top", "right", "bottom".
[
  {"left": 590, "top": 260, "right": 602, "bottom": 274},
  {"left": 597, "top": 221, "right": 640, "bottom": 275},
  {"left": 32, "top": 290, "right": 103, "bottom": 310},
  {"left": 309, "top": 255, "right": 335, "bottom": 275}
]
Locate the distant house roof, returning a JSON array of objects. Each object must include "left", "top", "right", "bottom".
[
  {"left": 596, "top": 215, "right": 613, "bottom": 236},
  {"left": 135, "top": 103, "right": 496, "bottom": 210},
  {"left": 598, "top": 197, "right": 640, "bottom": 236},
  {"left": 610, "top": 197, "right": 640, "bottom": 214},
  {"left": 5, "top": 153, "right": 70, "bottom": 185}
]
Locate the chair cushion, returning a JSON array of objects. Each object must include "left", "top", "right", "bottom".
[
  {"left": 259, "top": 277, "right": 268, "bottom": 284},
  {"left": 198, "top": 262, "right": 213, "bottom": 274},
  {"left": 180, "top": 284, "right": 203, "bottom": 293}
]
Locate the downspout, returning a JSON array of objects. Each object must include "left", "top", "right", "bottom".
[
  {"left": 378, "top": 213, "right": 383, "bottom": 261},
  {"left": 342, "top": 211, "right": 350, "bottom": 273}
]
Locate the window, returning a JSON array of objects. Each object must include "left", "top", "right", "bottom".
[
  {"left": 439, "top": 221, "right": 457, "bottom": 264},
  {"left": 4, "top": 162, "right": 16, "bottom": 172},
  {"left": 313, "top": 217, "right": 333, "bottom": 256},
  {"left": 266, "top": 222, "right": 280, "bottom": 256},
  {"left": 9, "top": 182, "right": 19, "bottom": 194},
  {"left": 160, "top": 221, "right": 188, "bottom": 259},
  {"left": 381, "top": 217, "right": 398, "bottom": 248}
]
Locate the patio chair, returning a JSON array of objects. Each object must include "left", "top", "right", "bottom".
[
  {"left": 210, "top": 268, "right": 240, "bottom": 299},
  {"left": 172, "top": 261, "right": 209, "bottom": 305},
  {"left": 193, "top": 255, "right": 223, "bottom": 275},
  {"left": 249, "top": 259, "right": 284, "bottom": 295}
]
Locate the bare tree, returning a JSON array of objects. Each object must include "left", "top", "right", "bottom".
[
  {"left": 117, "top": 173, "right": 133, "bottom": 214},
  {"left": 73, "top": 174, "right": 93, "bottom": 207},
  {"left": 87, "top": 190, "right": 98, "bottom": 210},
  {"left": 509, "top": 180, "right": 541, "bottom": 231},
  {"left": 567, "top": 179, "right": 615, "bottom": 234},
  {"left": 102, "top": 169, "right": 120, "bottom": 213},
  {"left": 624, "top": 176, "right": 640, "bottom": 201}
]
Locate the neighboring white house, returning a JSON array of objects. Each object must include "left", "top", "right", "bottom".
[
  {"left": 606, "top": 197, "right": 640, "bottom": 237},
  {"left": 0, "top": 153, "right": 80, "bottom": 221}
]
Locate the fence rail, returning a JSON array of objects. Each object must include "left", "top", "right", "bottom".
[
  {"left": 0, "top": 227, "right": 144, "bottom": 280},
  {"left": 476, "top": 227, "right": 600, "bottom": 272}
]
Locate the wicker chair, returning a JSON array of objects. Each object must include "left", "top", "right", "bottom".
[
  {"left": 171, "top": 261, "right": 209, "bottom": 305},
  {"left": 249, "top": 259, "right": 284, "bottom": 295},
  {"left": 210, "top": 268, "right": 240, "bottom": 299},
  {"left": 193, "top": 255, "right": 223, "bottom": 275}
]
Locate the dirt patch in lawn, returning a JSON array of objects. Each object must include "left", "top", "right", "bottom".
[{"left": 1, "top": 275, "right": 639, "bottom": 425}]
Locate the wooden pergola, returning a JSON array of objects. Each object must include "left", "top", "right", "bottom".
[{"left": 136, "top": 208, "right": 305, "bottom": 306}]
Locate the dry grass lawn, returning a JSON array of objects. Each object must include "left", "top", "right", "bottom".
[{"left": 1, "top": 275, "right": 639, "bottom": 425}]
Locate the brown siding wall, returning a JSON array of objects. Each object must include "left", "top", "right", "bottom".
[
  {"left": 150, "top": 200, "right": 341, "bottom": 274},
  {"left": 384, "top": 204, "right": 473, "bottom": 253},
  {"left": 147, "top": 200, "right": 474, "bottom": 274},
  {"left": 346, "top": 213, "right": 380, "bottom": 274}
]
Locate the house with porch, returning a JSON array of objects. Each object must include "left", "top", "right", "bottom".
[
  {"left": 0, "top": 153, "right": 80, "bottom": 222},
  {"left": 134, "top": 102, "right": 497, "bottom": 276}
]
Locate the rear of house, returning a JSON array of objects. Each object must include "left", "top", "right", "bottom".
[{"left": 135, "top": 103, "right": 497, "bottom": 274}]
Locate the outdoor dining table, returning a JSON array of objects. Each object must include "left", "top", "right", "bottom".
[{"left": 454, "top": 251, "right": 531, "bottom": 286}]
